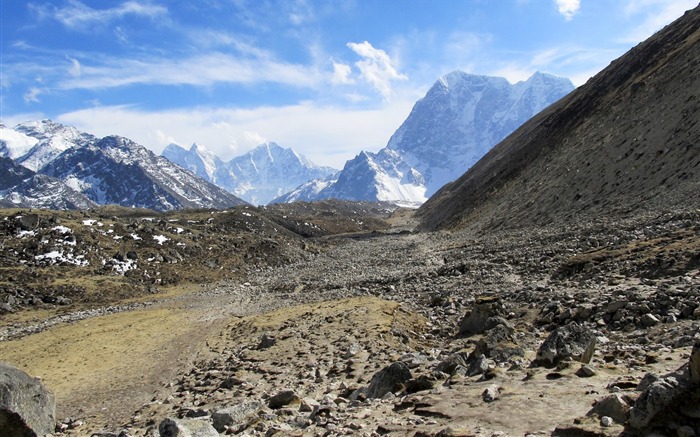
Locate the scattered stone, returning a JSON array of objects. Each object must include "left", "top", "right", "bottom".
[
  {"left": 0, "top": 362, "right": 56, "bottom": 437},
  {"left": 600, "top": 416, "right": 613, "bottom": 427}
]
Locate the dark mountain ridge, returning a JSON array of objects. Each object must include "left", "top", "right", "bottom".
[{"left": 418, "top": 6, "right": 700, "bottom": 232}]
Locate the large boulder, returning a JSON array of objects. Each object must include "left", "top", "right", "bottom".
[
  {"left": 629, "top": 373, "right": 689, "bottom": 429},
  {"left": 364, "top": 362, "right": 412, "bottom": 399},
  {"left": 458, "top": 296, "right": 504, "bottom": 336},
  {"left": 0, "top": 362, "right": 56, "bottom": 437},
  {"left": 159, "top": 417, "right": 219, "bottom": 437},
  {"left": 211, "top": 401, "right": 263, "bottom": 433},
  {"left": 535, "top": 322, "right": 596, "bottom": 367}
]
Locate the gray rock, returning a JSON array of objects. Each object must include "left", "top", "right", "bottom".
[
  {"left": 458, "top": 296, "right": 504, "bottom": 336},
  {"left": 482, "top": 384, "right": 501, "bottom": 402},
  {"left": 435, "top": 353, "right": 468, "bottom": 375},
  {"left": 0, "top": 362, "right": 56, "bottom": 437},
  {"left": 640, "top": 313, "right": 660, "bottom": 327},
  {"left": 365, "top": 362, "right": 412, "bottom": 399},
  {"left": 466, "top": 354, "right": 491, "bottom": 377},
  {"left": 690, "top": 341, "right": 700, "bottom": 384},
  {"left": 535, "top": 322, "right": 596, "bottom": 367},
  {"left": 268, "top": 390, "right": 301, "bottom": 409},
  {"left": 586, "top": 393, "right": 632, "bottom": 424},
  {"left": 472, "top": 324, "right": 524, "bottom": 362},
  {"left": 211, "top": 401, "right": 263, "bottom": 433},
  {"left": 258, "top": 333, "right": 276, "bottom": 349},
  {"left": 629, "top": 375, "right": 688, "bottom": 429},
  {"left": 159, "top": 417, "right": 219, "bottom": 437}
]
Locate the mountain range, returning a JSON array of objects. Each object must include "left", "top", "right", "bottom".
[
  {"left": 275, "top": 71, "right": 574, "bottom": 205},
  {"left": 0, "top": 120, "right": 246, "bottom": 211},
  {"left": 1, "top": 69, "right": 574, "bottom": 211},
  {"left": 162, "top": 142, "right": 336, "bottom": 205}
]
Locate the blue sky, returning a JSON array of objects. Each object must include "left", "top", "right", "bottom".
[{"left": 1, "top": 0, "right": 696, "bottom": 168}]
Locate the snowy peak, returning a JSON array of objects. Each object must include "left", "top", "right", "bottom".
[
  {"left": 386, "top": 70, "right": 575, "bottom": 195},
  {"left": 163, "top": 141, "right": 337, "bottom": 205},
  {"left": 1, "top": 122, "right": 246, "bottom": 211},
  {"left": 3, "top": 119, "right": 97, "bottom": 171},
  {"left": 281, "top": 70, "right": 574, "bottom": 206}
]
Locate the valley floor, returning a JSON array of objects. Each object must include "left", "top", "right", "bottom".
[{"left": 1, "top": 208, "right": 699, "bottom": 436}]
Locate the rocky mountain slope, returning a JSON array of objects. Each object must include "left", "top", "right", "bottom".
[
  {"left": 277, "top": 71, "right": 574, "bottom": 205},
  {"left": 418, "top": 7, "right": 700, "bottom": 232},
  {"left": 0, "top": 157, "right": 97, "bottom": 210},
  {"left": 163, "top": 142, "right": 337, "bottom": 205},
  {"left": 1, "top": 121, "right": 247, "bottom": 211}
]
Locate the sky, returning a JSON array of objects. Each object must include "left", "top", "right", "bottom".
[{"left": 1, "top": 0, "right": 697, "bottom": 168}]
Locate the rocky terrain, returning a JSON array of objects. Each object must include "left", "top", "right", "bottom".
[{"left": 1, "top": 204, "right": 699, "bottom": 436}]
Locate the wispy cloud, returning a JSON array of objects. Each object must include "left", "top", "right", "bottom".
[
  {"left": 23, "top": 87, "right": 43, "bottom": 103},
  {"left": 56, "top": 52, "right": 323, "bottom": 90},
  {"left": 347, "top": 41, "right": 408, "bottom": 99},
  {"left": 554, "top": 0, "right": 581, "bottom": 20},
  {"left": 491, "top": 45, "right": 623, "bottom": 86},
  {"left": 30, "top": 0, "right": 168, "bottom": 29},
  {"left": 618, "top": 0, "right": 698, "bottom": 43}
]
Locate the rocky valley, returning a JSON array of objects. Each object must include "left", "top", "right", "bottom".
[{"left": 1, "top": 4, "right": 700, "bottom": 437}]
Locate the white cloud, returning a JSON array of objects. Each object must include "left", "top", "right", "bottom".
[
  {"left": 288, "top": 0, "right": 315, "bottom": 25},
  {"left": 57, "top": 52, "right": 323, "bottom": 90},
  {"left": 67, "top": 56, "right": 81, "bottom": 77},
  {"left": 347, "top": 41, "right": 408, "bottom": 99},
  {"left": 56, "top": 99, "right": 416, "bottom": 168},
  {"left": 23, "top": 87, "right": 43, "bottom": 103},
  {"left": 331, "top": 61, "right": 354, "bottom": 85},
  {"left": 32, "top": 1, "right": 168, "bottom": 29},
  {"left": 554, "top": 0, "right": 581, "bottom": 20}
]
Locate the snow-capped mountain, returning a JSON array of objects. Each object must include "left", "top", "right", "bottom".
[
  {"left": 1, "top": 120, "right": 96, "bottom": 171},
  {"left": 0, "top": 156, "right": 97, "bottom": 210},
  {"left": 274, "top": 149, "right": 425, "bottom": 207},
  {"left": 281, "top": 71, "right": 574, "bottom": 205},
  {"left": 387, "top": 71, "right": 575, "bottom": 195},
  {"left": 1, "top": 120, "right": 247, "bottom": 211},
  {"left": 163, "top": 142, "right": 337, "bottom": 205}
]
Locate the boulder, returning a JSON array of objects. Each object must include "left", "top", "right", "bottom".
[
  {"left": 472, "top": 324, "right": 524, "bottom": 363},
  {"left": 365, "top": 362, "right": 412, "bottom": 399},
  {"left": 159, "top": 417, "right": 219, "bottom": 437},
  {"left": 0, "top": 362, "right": 56, "bottom": 437},
  {"left": 268, "top": 390, "right": 301, "bottom": 409},
  {"left": 629, "top": 374, "right": 688, "bottom": 429},
  {"left": 458, "top": 296, "right": 504, "bottom": 336},
  {"left": 535, "top": 322, "right": 596, "bottom": 367},
  {"left": 586, "top": 393, "right": 632, "bottom": 424},
  {"left": 690, "top": 341, "right": 700, "bottom": 384},
  {"left": 211, "top": 401, "right": 263, "bottom": 433}
]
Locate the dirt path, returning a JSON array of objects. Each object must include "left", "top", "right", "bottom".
[{"left": 0, "top": 278, "right": 307, "bottom": 430}]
